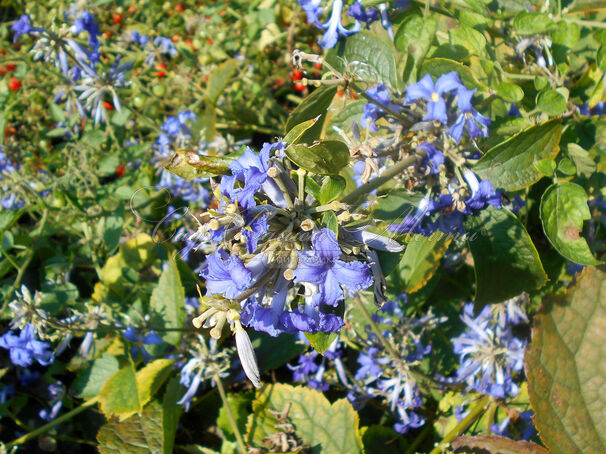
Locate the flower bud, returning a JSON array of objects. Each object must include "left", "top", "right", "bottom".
[
  {"left": 300, "top": 218, "right": 315, "bottom": 231},
  {"left": 235, "top": 328, "right": 262, "bottom": 388}
]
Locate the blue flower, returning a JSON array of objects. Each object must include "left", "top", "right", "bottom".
[
  {"left": 294, "top": 228, "right": 373, "bottom": 307},
  {"left": 317, "top": 0, "right": 361, "bottom": 49},
  {"left": 242, "top": 214, "right": 269, "bottom": 254},
  {"left": 123, "top": 326, "right": 163, "bottom": 362},
  {"left": 221, "top": 143, "right": 286, "bottom": 209},
  {"left": 448, "top": 87, "right": 491, "bottom": 143},
  {"left": 11, "top": 15, "right": 33, "bottom": 43},
  {"left": 417, "top": 142, "right": 444, "bottom": 175},
  {"left": 241, "top": 276, "right": 290, "bottom": 337},
  {"left": 404, "top": 72, "right": 463, "bottom": 124},
  {"left": 347, "top": 1, "right": 379, "bottom": 26},
  {"left": 463, "top": 169, "right": 501, "bottom": 211},
  {"left": 360, "top": 84, "right": 400, "bottom": 131},
  {"left": 0, "top": 324, "right": 54, "bottom": 367},
  {"left": 130, "top": 30, "right": 149, "bottom": 46},
  {"left": 299, "top": 0, "right": 323, "bottom": 25},
  {"left": 387, "top": 197, "right": 437, "bottom": 236},
  {"left": 451, "top": 302, "right": 527, "bottom": 398},
  {"left": 154, "top": 36, "right": 178, "bottom": 57},
  {"left": 354, "top": 347, "right": 388, "bottom": 380},
  {"left": 72, "top": 12, "right": 100, "bottom": 50},
  {"left": 201, "top": 250, "right": 254, "bottom": 299}
]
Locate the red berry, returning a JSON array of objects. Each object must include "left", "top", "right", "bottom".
[
  {"left": 0, "top": 66, "right": 6, "bottom": 75},
  {"left": 175, "top": 3, "right": 185, "bottom": 12},
  {"left": 116, "top": 164, "right": 125, "bottom": 178},
  {"left": 314, "top": 62, "right": 322, "bottom": 70},
  {"left": 292, "top": 69, "right": 303, "bottom": 81},
  {"left": 336, "top": 90, "right": 344, "bottom": 98},
  {"left": 172, "top": 34, "right": 180, "bottom": 42},
  {"left": 4, "top": 125, "right": 15, "bottom": 137},
  {"left": 6, "top": 63, "right": 16, "bottom": 72},
  {"left": 8, "top": 77, "right": 21, "bottom": 91},
  {"left": 350, "top": 92, "right": 358, "bottom": 100},
  {"left": 156, "top": 70, "right": 166, "bottom": 77},
  {"left": 103, "top": 101, "right": 114, "bottom": 110},
  {"left": 112, "top": 13, "right": 123, "bottom": 24},
  {"left": 156, "top": 63, "right": 167, "bottom": 70},
  {"left": 294, "top": 82, "right": 305, "bottom": 91},
  {"left": 206, "top": 38, "right": 213, "bottom": 45}
]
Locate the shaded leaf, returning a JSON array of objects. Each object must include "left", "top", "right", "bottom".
[
  {"left": 398, "top": 232, "right": 452, "bottom": 293},
  {"left": 305, "top": 332, "right": 338, "bottom": 355},
  {"left": 150, "top": 259, "right": 186, "bottom": 346},
  {"left": 474, "top": 119, "right": 562, "bottom": 191},
  {"left": 540, "top": 182, "right": 601, "bottom": 265},
  {"left": 536, "top": 89, "right": 567, "bottom": 116},
  {"left": 526, "top": 266, "right": 606, "bottom": 454},
  {"left": 99, "top": 360, "right": 141, "bottom": 420},
  {"left": 464, "top": 207, "right": 548, "bottom": 306},
  {"left": 72, "top": 354, "right": 120, "bottom": 400},
  {"left": 513, "top": 12, "right": 555, "bottom": 35},
  {"left": 206, "top": 59, "right": 238, "bottom": 105},
  {"left": 162, "top": 149, "right": 240, "bottom": 180},
  {"left": 284, "top": 117, "right": 319, "bottom": 146},
  {"left": 421, "top": 58, "right": 485, "bottom": 89},
  {"left": 285, "top": 86, "right": 338, "bottom": 143},
  {"left": 136, "top": 359, "right": 175, "bottom": 408},
  {"left": 318, "top": 175, "right": 346, "bottom": 204}
]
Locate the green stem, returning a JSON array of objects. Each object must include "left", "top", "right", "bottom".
[
  {"left": 214, "top": 369, "right": 247, "bottom": 454},
  {"left": 342, "top": 154, "right": 419, "bottom": 205},
  {"left": 429, "top": 395, "right": 490, "bottom": 454},
  {"left": 564, "top": 17, "right": 606, "bottom": 28},
  {"left": 5, "top": 397, "right": 99, "bottom": 449}
]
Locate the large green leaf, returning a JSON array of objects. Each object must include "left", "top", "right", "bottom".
[
  {"left": 99, "top": 360, "right": 141, "bottom": 420},
  {"left": 464, "top": 207, "right": 547, "bottom": 305},
  {"left": 325, "top": 31, "right": 401, "bottom": 90},
  {"left": 540, "top": 182, "right": 601, "bottom": 265},
  {"left": 394, "top": 14, "right": 437, "bottom": 77},
  {"left": 513, "top": 12, "right": 555, "bottom": 35},
  {"left": 305, "top": 331, "right": 338, "bottom": 355},
  {"left": 150, "top": 259, "right": 186, "bottom": 346},
  {"left": 451, "top": 435, "right": 549, "bottom": 453},
  {"left": 136, "top": 359, "right": 175, "bottom": 408},
  {"left": 285, "top": 86, "right": 338, "bottom": 143},
  {"left": 398, "top": 233, "right": 452, "bottom": 293},
  {"left": 97, "top": 401, "right": 164, "bottom": 454},
  {"left": 246, "top": 384, "right": 363, "bottom": 454},
  {"left": 525, "top": 266, "right": 606, "bottom": 454},
  {"left": 286, "top": 141, "right": 350, "bottom": 175},
  {"left": 72, "top": 354, "right": 120, "bottom": 400},
  {"left": 474, "top": 119, "right": 562, "bottom": 191}
]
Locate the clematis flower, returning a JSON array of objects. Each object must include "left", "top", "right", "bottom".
[
  {"left": 0, "top": 324, "right": 54, "bottom": 367},
  {"left": 11, "top": 15, "right": 36, "bottom": 43},
  {"left": 404, "top": 72, "right": 463, "bottom": 124},
  {"left": 317, "top": 0, "right": 361, "bottom": 49},
  {"left": 360, "top": 83, "right": 401, "bottom": 131},
  {"left": 347, "top": 1, "right": 379, "bottom": 26},
  {"left": 463, "top": 169, "right": 501, "bottom": 211},
  {"left": 299, "top": 0, "right": 323, "bottom": 25},
  {"left": 293, "top": 228, "right": 372, "bottom": 307},
  {"left": 417, "top": 142, "right": 444, "bottom": 175},
  {"left": 201, "top": 250, "right": 253, "bottom": 299},
  {"left": 448, "top": 87, "right": 491, "bottom": 143},
  {"left": 240, "top": 276, "right": 290, "bottom": 337}
]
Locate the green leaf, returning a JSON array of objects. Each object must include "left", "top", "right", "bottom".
[
  {"left": 246, "top": 384, "right": 363, "bottom": 454},
  {"left": 162, "top": 378, "right": 182, "bottom": 454},
  {"left": 513, "top": 12, "right": 555, "bottom": 35},
  {"left": 361, "top": 425, "right": 407, "bottom": 454},
  {"left": 420, "top": 58, "right": 485, "bottom": 89},
  {"left": 304, "top": 176, "right": 322, "bottom": 201},
  {"left": 99, "top": 360, "right": 141, "bottom": 420},
  {"left": 318, "top": 175, "right": 346, "bottom": 204},
  {"left": 136, "top": 359, "right": 175, "bottom": 408},
  {"left": 557, "top": 157, "right": 576, "bottom": 175},
  {"left": 567, "top": 143, "right": 596, "bottom": 177},
  {"left": 533, "top": 158, "right": 557, "bottom": 177},
  {"left": 325, "top": 100, "right": 365, "bottom": 140},
  {"left": 72, "top": 354, "right": 120, "bottom": 400},
  {"left": 217, "top": 392, "right": 253, "bottom": 442},
  {"left": 326, "top": 31, "right": 401, "bottom": 89},
  {"left": 474, "top": 119, "right": 562, "bottom": 191},
  {"left": 449, "top": 24, "right": 487, "bottom": 57},
  {"left": 394, "top": 14, "right": 437, "bottom": 74},
  {"left": 150, "top": 258, "right": 186, "bottom": 346},
  {"left": 283, "top": 117, "right": 319, "bottom": 146},
  {"left": 286, "top": 141, "right": 350, "bottom": 175},
  {"left": 540, "top": 182, "right": 601, "bottom": 265},
  {"left": 97, "top": 401, "right": 164, "bottom": 454},
  {"left": 322, "top": 210, "right": 339, "bottom": 235},
  {"left": 536, "top": 89, "right": 567, "bottom": 116},
  {"left": 206, "top": 59, "right": 238, "bottom": 105},
  {"left": 495, "top": 82, "right": 524, "bottom": 103},
  {"left": 305, "top": 331, "right": 338, "bottom": 355},
  {"left": 162, "top": 149, "right": 238, "bottom": 180},
  {"left": 451, "top": 435, "right": 549, "bottom": 453},
  {"left": 398, "top": 232, "right": 452, "bottom": 293},
  {"left": 285, "top": 86, "right": 338, "bottom": 143},
  {"left": 526, "top": 266, "right": 606, "bottom": 454},
  {"left": 49, "top": 102, "right": 67, "bottom": 123},
  {"left": 464, "top": 207, "right": 548, "bottom": 306},
  {"left": 250, "top": 332, "right": 306, "bottom": 372}
]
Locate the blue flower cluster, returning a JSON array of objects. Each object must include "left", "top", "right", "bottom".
[
  {"left": 129, "top": 30, "right": 178, "bottom": 66},
  {"left": 451, "top": 299, "right": 528, "bottom": 398},
  {"left": 344, "top": 295, "right": 442, "bottom": 433},
  {"left": 0, "top": 324, "right": 54, "bottom": 368},
  {"left": 290, "top": 336, "right": 347, "bottom": 391},
  {"left": 0, "top": 148, "right": 25, "bottom": 210},
  {"left": 189, "top": 141, "right": 389, "bottom": 340}
]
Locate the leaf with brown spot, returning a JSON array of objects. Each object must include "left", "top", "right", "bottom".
[{"left": 452, "top": 435, "right": 549, "bottom": 454}]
